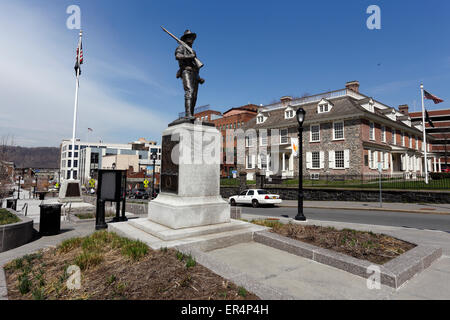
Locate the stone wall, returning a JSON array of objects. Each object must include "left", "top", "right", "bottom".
[
  {"left": 220, "top": 185, "right": 450, "bottom": 204},
  {"left": 82, "top": 195, "right": 148, "bottom": 215},
  {"left": 0, "top": 209, "right": 34, "bottom": 253}
]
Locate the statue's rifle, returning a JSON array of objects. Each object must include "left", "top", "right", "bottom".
[{"left": 161, "top": 26, "right": 204, "bottom": 69}]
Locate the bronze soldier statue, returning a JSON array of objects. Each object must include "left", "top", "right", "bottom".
[{"left": 175, "top": 30, "right": 205, "bottom": 118}]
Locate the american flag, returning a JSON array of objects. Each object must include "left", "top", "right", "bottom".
[
  {"left": 74, "top": 37, "right": 83, "bottom": 76},
  {"left": 424, "top": 90, "right": 444, "bottom": 104}
]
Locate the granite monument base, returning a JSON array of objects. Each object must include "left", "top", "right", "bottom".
[
  {"left": 148, "top": 121, "right": 230, "bottom": 230},
  {"left": 58, "top": 179, "right": 83, "bottom": 202}
]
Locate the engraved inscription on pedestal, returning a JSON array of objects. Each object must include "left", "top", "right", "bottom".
[
  {"left": 66, "top": 182, "right": 81, "bottom": 197},
  {"left": 160, "top": 134, "right": 179, "bottom": 194}
]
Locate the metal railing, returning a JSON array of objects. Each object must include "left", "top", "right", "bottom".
[{"left": 273, "top": 174, "right": 450, "bottom": 190}]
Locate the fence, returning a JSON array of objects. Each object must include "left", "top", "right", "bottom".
[{"left": 221, "top": 174, "right": 450, "bottom": 190}]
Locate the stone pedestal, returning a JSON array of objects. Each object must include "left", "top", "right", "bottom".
[
  {"left": 58, "top": 179, "right": 82, "bottom": 202},
  {"left": 148, "top": 121, "right": 229, "bottom": 229}
]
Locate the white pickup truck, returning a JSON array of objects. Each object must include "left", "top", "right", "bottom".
[{"left": 229, "top": 189, "right": 282, "bottom": 208}]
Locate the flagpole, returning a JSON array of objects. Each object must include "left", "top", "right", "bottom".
[
  {"left": 70, "top": 30, "right": 82, "bottom": 180},
  {"left": 420, "top": 83, "right": 429, "bottom": 184}
]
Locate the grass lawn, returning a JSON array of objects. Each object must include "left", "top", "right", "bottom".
[
  {"left": 281, "top": 178, "right": 450, "bottom": 190},
  {"left": 0, "top": 208, "right": 20, "bottom": 225},
  {"left": 250, "top": 219, "right": 416, "bottom": 264},
  {"left": 4, "top": 231, "right": 258, "bottom": 300}
]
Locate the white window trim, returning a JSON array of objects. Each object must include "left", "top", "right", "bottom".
[
  {"left": 332, "top": 121, "right": 345, "bottom": 140},
  {"left": 280, "top": 129, "right": 289, "bottom": 145},
  {"left": 284, "top": 108, "right": 294, "bottom": 119},
  {"left": 402, "top": 131, "right": 405, "bottom": 147},
  {"left": 369, "top": 122, "right": 375, "bottom": 141},
  {"left": 260, "top": 134, "right": 268, "bottom": 146},
  {"left": 317, "top": 99, "right": 333, "bottom": 114},
  {"left": 334, "top": 150, "right": 345, "bottom": 169},
  {"left": 381, "top": 126, "right": 386, "bottom": 143},
  {"left": 392, "top": 128, "right": 396, "bottom": 144},
  {"left": 310, "top": 124, "right": 320, "bottom": 142},
  {"left": 311, "top": 151, "right": 320, "bottom": 169}
]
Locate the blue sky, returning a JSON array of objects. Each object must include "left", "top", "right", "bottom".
[{"left": 1, "top": 0, "right": 449, "bottom": 147}]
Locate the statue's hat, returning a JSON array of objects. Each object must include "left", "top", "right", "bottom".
[{"left": 180, "top": 30, "right": 196, "bottom": 41}]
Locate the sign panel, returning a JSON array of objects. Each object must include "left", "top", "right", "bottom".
[{"left": 160, "top": 134, "right": 179, "bottom": 194}]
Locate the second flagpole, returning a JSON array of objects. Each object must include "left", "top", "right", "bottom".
[{"left": 420, "top": 83, "right": 429, "bottom": 184}]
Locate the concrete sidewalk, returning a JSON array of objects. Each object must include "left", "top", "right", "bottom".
[
  {"left": 280, "top": 200, "right": 450, "bottom": 215},
  {"left": 226, "top": 213, "right": 450, "bottom": 299}
]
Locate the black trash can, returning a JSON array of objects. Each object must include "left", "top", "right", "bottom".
[
  {"left": 6, "top": 199, "right": 17, "bottom": 211},
  {"left": 39, "top": 204, "right": 62, "bottom": 236},
  {"left": 37, "top": 192, "right": 46, "bottom": 200}
]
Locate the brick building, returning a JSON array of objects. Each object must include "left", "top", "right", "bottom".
[
  {"left": 239, "top": 81, "right": 436, "bottom": 180},
  {"left": 409, "top": 108, "right": 450, "bottom": 172},
  {"left": 194, "top": 104, "right": 259, "bottom": 177}
]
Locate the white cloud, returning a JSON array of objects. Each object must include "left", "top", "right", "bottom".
[{"left": 0, "top": 2, "right": 173, "bottom": 147}]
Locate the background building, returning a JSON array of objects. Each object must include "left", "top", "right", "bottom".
[
  {"left": 193, "top": 104, "right": 259, "bottom": 177},
  {"left": 240, "top": 81, "right": 436, "bottom": 180},
  {"left": 61, "top": 138, "right": 161, "bottom": 187},
  {"left": 410, "top": 108, "right": 450, "bottom": 172}
]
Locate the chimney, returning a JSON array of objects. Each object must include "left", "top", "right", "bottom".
[
  {"left": 280, "top": 96, "right": 293, "bottom": 106},
  {"left": 398, "top": 104, "right": 409, "bottom": 116},
  {"left": 345, "top": 81, "right": 360, "bottom": 93}
]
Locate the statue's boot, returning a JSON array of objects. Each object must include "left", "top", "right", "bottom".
[{"left": 185, "top": 99, "right": 194, "bottom": 119}]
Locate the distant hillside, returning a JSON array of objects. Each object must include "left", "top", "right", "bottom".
[{"left": 1, "top": 146, "right": 59, "bottom": 168}]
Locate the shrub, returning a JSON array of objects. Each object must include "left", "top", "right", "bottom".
[
  {"left": 74, "top": 252, "right": 103, "bottom": 271},
  {"left": 58, "top": 238, "right": 82, "bottom": 253},
  {"left": 185, "top": 255, "right": 196, "bottom": 269},
  {"left": 18, "top": 273, "right": 32, "bottom": 295},
  {"left": 238, "top": 287, "right": 247, "bottom": 297}
]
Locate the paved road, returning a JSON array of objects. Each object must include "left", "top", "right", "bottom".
[{"left": 240, "top": 206, "right": 450, "bottom": 233}]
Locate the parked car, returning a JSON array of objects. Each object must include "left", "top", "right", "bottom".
[
  {"left": 130, "top": 189, "right": 149, "bottom": 199},
  {"left": 229, "top": 189, "right": 282, "bottom": 208}
]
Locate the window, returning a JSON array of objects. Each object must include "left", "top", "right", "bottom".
[
  {"left": 285, "top": 109, "right": 294, "bottom": 119},
  {"left": 401, "top": 131, "right": 405, "bottom": 146},
  {"left": 260, "top": 133, "right": 267, "bottom": 146},
  {"left": 392, "top": 128, "right": 396, "bottom": 144},
  {"left": 333, "top": 122, "right": 344, "bottom": 140},
  {"left": 257, "top": 190, "right": 268, "bottom": 194},
  {"left": 257, "top": 115, "right": 264, "bottom": 124},
  {"left": 280, "top": 129, "right": 289, "bottom": 144},
  {"left": 311, "top": 152, "right": 320, "bottom": 169},
  {"left": 74, "top": 160, "right": 78, "bottom": 167},
  {"left": 369, "top": 122, "right": 375, "bottom": 140},
  {"left": 310, "top": 125, "right": 320, "bottom": 142},
  {"left": 68, "top": 152, "right": 72, "bottom": 157},
  {"left": 335, "top": 151, "right": 344, "bottom": 168},
  {"left": 245, "top": 136, "right": 252, "bottom": 147},
  {"left": 247, "top": 190, "right": 254, "bottom": 196},
  {"left": 381, "top": 126, "right": 386, "bottom": 142},
  {"left": 246, "top": 155, "right": 254, "bottom": 169},
  {"left": 318, "top": 102, "right": 331, "bottom": 113},
  {"left": 240, "top": 190, "right": 247, "bottom": 196},
  {"left": 260, "top": 154, "right": 267, "bottom": 169},
  {"left": 415, "top": 136, "right": 418, "bottom": 150},
  {"left": 409, "top": 134, "right": 412, "bottom": 148},
  {"left": 67, "top": 160, "right": 71, "bottom": 167}
]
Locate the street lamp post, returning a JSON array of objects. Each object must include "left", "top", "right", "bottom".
[
  {"left": 295, "top": 108, "right": 307, "bottom": 221},
  {"left": 150, "top": 151, "right": 157, "bottom": 200}
]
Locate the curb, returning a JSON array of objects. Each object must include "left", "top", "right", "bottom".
[
  {"left": 278, "top": 204, "right": 450, "bottom": 216},
  {"left": 254, "top": 230, "right": 442, "bottom": 289},
  {"left": 0, "top": 266, "right": 7, "bottom": 300}
]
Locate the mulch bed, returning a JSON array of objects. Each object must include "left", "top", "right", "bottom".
[
  {"left": 4, "top": 231, "right": 258, "bottom": 300},
  {"left": 252, "top": 220, "right": 416, "bottom": 264}
]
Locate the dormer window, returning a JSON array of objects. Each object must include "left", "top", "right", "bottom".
[
  {"left": 256, "top": 113, "right": 266, "bottom": 124},
  {"left": 317, "top": 99, "right": 332, "bottom": 114},
  {"left": 284, "top": 107, "right": 294, "bottom": 119}
]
